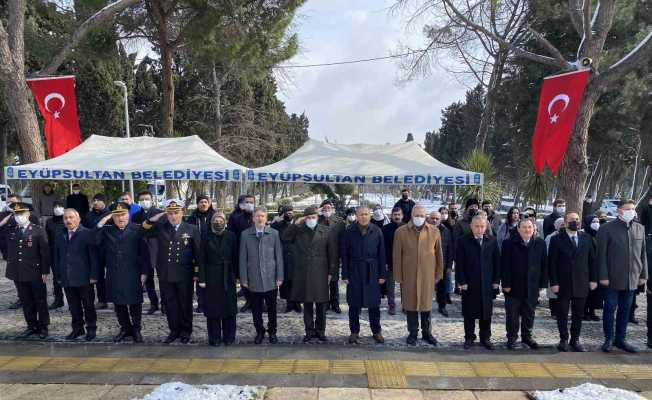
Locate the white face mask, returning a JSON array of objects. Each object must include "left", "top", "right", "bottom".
[
  {"left": 347, "top": 215, "right": 356, "bottom": 222},
  {"left": 305, "top": 218, "right": 318, "bottom": 229},
  {"left": 322, "top": 210, "right": 333, "bottom": 218},
  {"left": 53, "top": 207, "right": 65, "bottom": 216},
  {"left": 373, "top": 210, "right": 384, "bottom": 220},
  {"left": 240, "top": 203, "right": 254, "bottom": 213},
  {"left": 590, "top": 222, "right": 600, "bottom": 231},
  {"left": 441, "top": 214, "right": 448, "bottom": 221},
  {"left": 621, "top": 209, "right": 636, "bottom": 223},
  {"left": 72, "top": 190, "right": 80, "bottom": 195},
  {"left": 139, "top": 200, "right": 152, "bottom": 209},
  {"left": 412, "top": 217, "right": 425, "bottom": 227},
  {"left": 14, "top": 214, "right": 29, "bottom": 226},
  {"left": 556, "top": 206, "right": 566, "bottom": 214}
]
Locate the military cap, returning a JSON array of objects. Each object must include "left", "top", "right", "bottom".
[{"left": 165, "top": 199, "right": 184, "bottom": 212}]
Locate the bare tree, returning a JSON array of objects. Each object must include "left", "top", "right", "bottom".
[
  {"left": 0, "top": 0, "right": 141, "bottom": 164},
  {"left": 398, "top": 0, "right": 652, "bottom": 214}
]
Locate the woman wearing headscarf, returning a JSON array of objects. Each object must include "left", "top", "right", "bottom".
[
  {"left": 583, "top": 213, "right": 603, "bottom": 321},
  {"left": 198, "top": 212, "right": 238, "bottom": 346}
]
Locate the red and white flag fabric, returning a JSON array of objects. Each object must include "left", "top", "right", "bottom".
[
  {"left": 26, "top": 75, "right": 82, "bottom": 158},
  {"left": 531, "top": 69, "right": 591, "bottom": 176}
]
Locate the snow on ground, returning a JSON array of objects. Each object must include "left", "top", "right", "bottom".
[
  {"left": 137, "top": 383, "right": 265, "bottom": 400},
  {"left": 531, "top": 383, "right": 644, "bottom": 400}
]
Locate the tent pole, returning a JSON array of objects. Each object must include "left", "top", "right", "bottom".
[{"left": 481, "top": 184, "right": 485, "bottom": 201}]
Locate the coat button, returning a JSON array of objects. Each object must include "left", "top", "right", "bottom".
[{"left": 18, "top": 259, "right": 21, "bottom": 261}]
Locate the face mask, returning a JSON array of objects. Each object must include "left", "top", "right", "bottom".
[
  {"left": 621, "top": 210, "right": 636, "bottom": 223},
  {"left": 556, "top": 207, "right": 566, "bottom": 214},
  {"left": 72, "top": 190, "right": 80, "bottom": 195},
  {"left": 441, "top": 214, "right": 448, "bottom": 221},
  {"left": 212, "top": 223, "right": 225, "bottom": 232},
  {"left": 347, "top": 215, "right": 356, "bottom": 223},
  {"left": 412, "top": 217, "right": 425, "bottom": 227},
  {"left": 53, "top": 207, "right": 64, "bottom": 216},
  {"left": 139, "top": 200, "right": 152, "bottom": 209},
  {"left": 283, "top": 214, "right": 292, "bottom": 222},
  {"left": 305, "top": 218, "right": 318, "bottom": 229},
  {"left": 590, "top": 222, "right": 600, "bottom": 231},
  {"left": 240, "top": 203, "right": 254, "bottom": 213},
  {"left": 322, "top": 210, "right": 333, "bottom": 218},
  {"left": 401, "top": 194, "right": 408, "bottom": 200},
  {"left": 468, "top": 209, "right": 478, "bottom": 217},
  {"left": 14, "top": 214, "right": 29, "bottom": 226},
  {"left": 373, "top": 210, "right": 384, "bottom": 220},
  {"left": 450, "top": 211, "right": 458, "bottom": 219},
  {"left": 567, "top": 220, "right": 579, "bottom": 231}
]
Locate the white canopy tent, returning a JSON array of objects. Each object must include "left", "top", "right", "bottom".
[
  {"left": 4, "top": 135, "right": 244, "bottom": 183},
  {"left": 247, "top": 139, "right": 483, "bottom": 187}
]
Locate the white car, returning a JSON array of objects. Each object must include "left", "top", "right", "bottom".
[{"left": 600, "top": 199, "right": 620, "bottom": 216}]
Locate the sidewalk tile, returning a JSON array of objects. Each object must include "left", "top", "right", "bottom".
[
  {"left": 371, "top": 389, "right": 424, "bottom": 400},
  {"left": 266, "top": 387, "right": 318, "bottom": 400},
  {"left": 319, "top": 388, "right": 371, "bottom": 400},
  {"left": 474, "top": 391, "right": 528, "bottom": 400},
  {"left": 423, "top": 390, "right": 475, "bottom": 400},
  {"left": 101, "top": 385, "right": 158, "bottom": 400}
]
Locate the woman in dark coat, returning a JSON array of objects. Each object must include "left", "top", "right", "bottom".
[
  {"left": 455, "top": 220, "right": 501, "bottom": 350},
  {"left": 198, "top": 212, "right": 238, "bottom": 346},
  {"left": 583, "top": 213, "right": 603, "bottom": 321}
]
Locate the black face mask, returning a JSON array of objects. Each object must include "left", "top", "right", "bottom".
[
  {"left": 450, "top": 210, "right": 458, "bottom": 219},
  {"left": 567, "top": 220, "right": 579, "bottom": 231},
  {"left": 468, "top": 209, "right": 478, "bottom": 217},
  {"left": 401, "top": 194, "right": 408, "bottom": 200},
  {"left": 283, "top": 214, "right": 292, "bottom": 222}
]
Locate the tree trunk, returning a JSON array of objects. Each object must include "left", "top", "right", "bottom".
[
  {"left": 475, "top": 51, "right": 506, "bottom": 151},
  {"left": 212, "top": 63, "right": 223, "bottom": 149},
  {"left": 2, "top": 80, "right": 45, "bottom": 163},
  {"left": 160, "top": 41, "right": 174, "bottom": 137},
  {"left": 558, "top": 83, "right": 602, "bottom": 218}
]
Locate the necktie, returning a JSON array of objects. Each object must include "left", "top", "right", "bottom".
[
  {"left": 477, "top": 237, "right": 482, "bottom": 246},
  {"left": 257, "top": 231, "right": 263, "bottom": 239},
  {"left": 68, "top": 230, "right": 74, "bottom": 241},
  {"left": 572, "top": 235, "right": 578, "bottom": 248}
]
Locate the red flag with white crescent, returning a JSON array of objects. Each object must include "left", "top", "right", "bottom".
[
  {"left": 531, "top": 69, "right": 590, "bottom": 176},
  {"left": 26, "top": 75, "right": 82, "bottom": 158}
]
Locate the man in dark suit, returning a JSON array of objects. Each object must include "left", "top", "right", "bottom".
[
  {"left": 65, "top": 183, "right": 90, "bottom": 218},
  {"left": 53, "top": 208, "right": 99, "bottom": 341},
  {"left": 501, "top": 218, "right": 548, "bottom": 350},
  {"left": 429, "top": 210, "right": 454, "bottom": 317},
  {"left": 143, "top": 199, "right": 201, "bottom": 344},
  {"left": 549, "top": 211, "right": 597, "bottom": 352},
  {"left": 543, "top": 198, "right": 566, "bottom": 238},
  {"left": 3, "top": 203, "right": 50, "bottom": 339}
]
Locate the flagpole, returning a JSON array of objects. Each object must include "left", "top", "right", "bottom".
[{"left": 114, "top": 81, "right": 134, "bottom": 199}]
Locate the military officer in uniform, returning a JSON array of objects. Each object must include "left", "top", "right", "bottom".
[
  {"left": 143, "top": 199, "right": 201, "bottom": 344},
  {"left": 96, "top": 203, "right": 149, "bottom": 343},
  {"left": 2, "top": 203, "right": 50, "bottom": 339}
]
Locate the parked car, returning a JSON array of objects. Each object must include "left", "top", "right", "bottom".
[{"left": 600, "top": 198, "right": 620, "bottom": 216}]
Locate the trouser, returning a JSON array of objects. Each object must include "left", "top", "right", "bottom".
[
  {"left": 435, "top": 270, "right": 450, "bottom": 307},
  {"left": 630, "top": 294, "right": 638, "bottom": 320},
  {"left": 557, "top": 297, "right": 586, "bottom": 341},
  {"left": 64, "top": 285, "right": 97, "bottom": 332},
  {"left": 303, "top": 302, "right": 327, "bottom": 334},
  {"left": 648, "top": 294, "right": 652, "bottom": 341},
  {"left": 549, "top": 298, "right": 560, "bottom": 317},
  {"left": 195, "top": 282, "right": 205, "bottom": 309},
  {"left": 251, "top": 289, "right": 278, "bottom": 334},
  {"left": 92, "top": 265, "right": 106, "bottom": 304},
  {"left": 52, "top": 279, "right": 63, "bottom": 302},
  {"left": 329, "top": 280, "right": 339, "bottom": 307},
  {"left": 144, "top": 267, "right": 159, "bottom": 308},
  {"left": 16, "top": 280, "right": 49, "bottom": 329},
  {"left": 161, "top": 280, "right": 194, "bottom": 336},
  {"left": 406, "top": 311, "right": 432, "bottom": 336},
  {"left": 385, "top": 272, "right": 395, "bottom": 307},
  {"left": 464, "top": 316, "right": 491, "bottom": 342},
  {"left": 115, "top": 303, "right": 143, "bottom": 333},
  {"left": 603, "top": 288, "right": 635, "bottom": 343},
  {"left": 279, "top": 280, "right": 292, "bottom": 300},
  {"left": 207, "top": 316, "right": 237, "bottom": 343},
  {"left": 505, "top": 296, "right": 535, "bottom": 342},
  {"left": 349, "top": 306, "right": 381, "bottom": 334}
]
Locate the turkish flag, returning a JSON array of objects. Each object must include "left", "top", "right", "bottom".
[
  {"left": 26, "top": 75, "right": 82, "bottom": 158},
  {"left": 531, "top": 69, "right": 590, "bottom": 176}
]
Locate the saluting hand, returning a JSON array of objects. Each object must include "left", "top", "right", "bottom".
[
  {"left": 150, "top": 212, "right": 166, "bottom": 222},
  {"left": 378, "top": 278, "right": 385, "bottom": 284},
  {"left": 98, "top": 213, "right": 112, "bottom": 228},
  {"left": 198, "top": 282, "right": 206, "bottom": 288},
  {"left": 140, "top": 274, "right": 147, "bottom": 286},
  {"left": 600, "top": 279, "right": 609, "bottom": 287},
  {"left": 0, "top": 214, "right": 12, "bottom": 227},
  {"left": 459, "top": 284, "right": 468, "bottom": 291},
  {"left": 551, "top": 285, "right": 559, "bottom": 294},
  {"left": 590, "top": 282, "right": 597, "bottom": 290},
  {"left": 41, "top": 274, "right": 48, "bottom": 284},
  {"left": 90, "top": 279, "right": 97, "bottom": 284}
]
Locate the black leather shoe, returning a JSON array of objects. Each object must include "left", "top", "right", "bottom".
[
  {"left": 133, "top": 331, "right": 144, "bottom": 343},
  {"left": 422, "top": 334, "right": 438, "bottom": 346},
  {"left": 480, "top": 340, "right": 495, "bottom": 350},
  {"left": 85, "top": 329, "right": 96, "bottom": 341},
  {"left": 331, "top": 303, "right": 341, "bottom": 314},
  {"left": 96, "top": 302, "right": 108, "bottom": 310},
  {"left": 629, "top": 317, "right": 639, "bottom": 325},
  {"left": 506, "top": 340, "right": 517, "bottom": 350},
  {"left": 316, "top": 332, "right": 328, "bottom": 342},
  {"left": 590, "top": 314, "right": 600, "bottom": 321},
  {"left": 615, "top": 341, "right": 638, "bottom": 353},
  {"left": 303, "top": 334, "right": 313, "bottom": 343},
  {"left": 269, "top": 334, "right": 278, "bottom": 344},
  {"left": 557, "top": 340, "right": 569, "bottom": 352},
  {"left": 438, "top": 306, "right": 449, "bottom": 317},
  {"left": 48, "top": 299, "right": 64, "bottom": 310},
  {"left": 38, "top": 328, "right": 48, "bottom": 339},
  {"left": 194, "top": 306, "right": 203, "bottom": 314},
  {"left": 180, "top": 335, "right": 190, "bottom": 344},
  {"left": 66, "top": 329, "right": 85, "bottom": 340},
  {"left": 647, "top": 339, "right": 652, "bottom": 349},
  {"left": 570, "top": 340, "right": 586, "bottom": 352},
  {"left": 17, "top": 327, "right": 39, "bottom": 339},
  {"left": 240, "top": 301, "right": 252, "bottom": 313},
  {"left": 295, "top": 303, "right": 303, "bottom": 313},
  {"left": 161, "top": 303, "right": 167, "bottom": 315},
  {"left": 463, "top": 339, "right": 473, "bottom": 350},
  {"left": 522, "top": 339, "right": 539, "bottom": 349},
  {"left": 114, "top": 330, "right": 129, "bottom": 342},
  {"left": 372, "top": 333, "right": 385, "bottom": 344},
  {"left": 406, "top": 334, "right": 417, "bottom": 346},
  {"left": 348, "top": 333, "right": 359, "bottom": 344},
  {"left": 602, "top": 340, "right": 613, "bottom": 352},
  {"left": 146, "top": 305, "right": 159, "bottom": 315},
  {"left": 163, "top": 333, "right": 179, "bottom": 344},
  {"left": 285, "top": 305, "right": 295, "bottom": 313},
  {"left": 254, "top": 332, "right": 265, "bottom": 344}
]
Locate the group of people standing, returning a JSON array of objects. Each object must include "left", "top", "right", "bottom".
[{"left": 1, "top": 184, "right": 650, "bottom": 353}]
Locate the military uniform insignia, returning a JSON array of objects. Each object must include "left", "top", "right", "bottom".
[{"left": 181, "top": 233, "right": 190, "bottom": 246}]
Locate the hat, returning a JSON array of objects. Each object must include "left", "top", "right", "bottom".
[
  {"left": 320, "top": 199, "right": 333, "bottom": 208},
  {"left": 165, "top": 199, "right": 184, "bottom": 212},
  {"left": 465, "top": 197, "right": 479, "bottom": 209},
  {"left": 111, "top": 202, "right": 130, "bottom": 215},
  {"left": 12, "top": 202, "right": 30, "bottom": 213},
  {"left": 304, "top": 206, "right": 318, "bottom": 216},
  {"left": 196, "top": 194, "right": 210, "bottom": 204},
  {"left": 93, "top": 193, "right": 106, "bottom": 202}
]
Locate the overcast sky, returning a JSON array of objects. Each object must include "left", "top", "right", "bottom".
[{"left": 276, "top": 0, "right": 469, "bottom": 146}]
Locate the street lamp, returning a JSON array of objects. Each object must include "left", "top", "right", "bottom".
[{"left": 114, "top": 80, "right": 134, "bottom": 198}]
